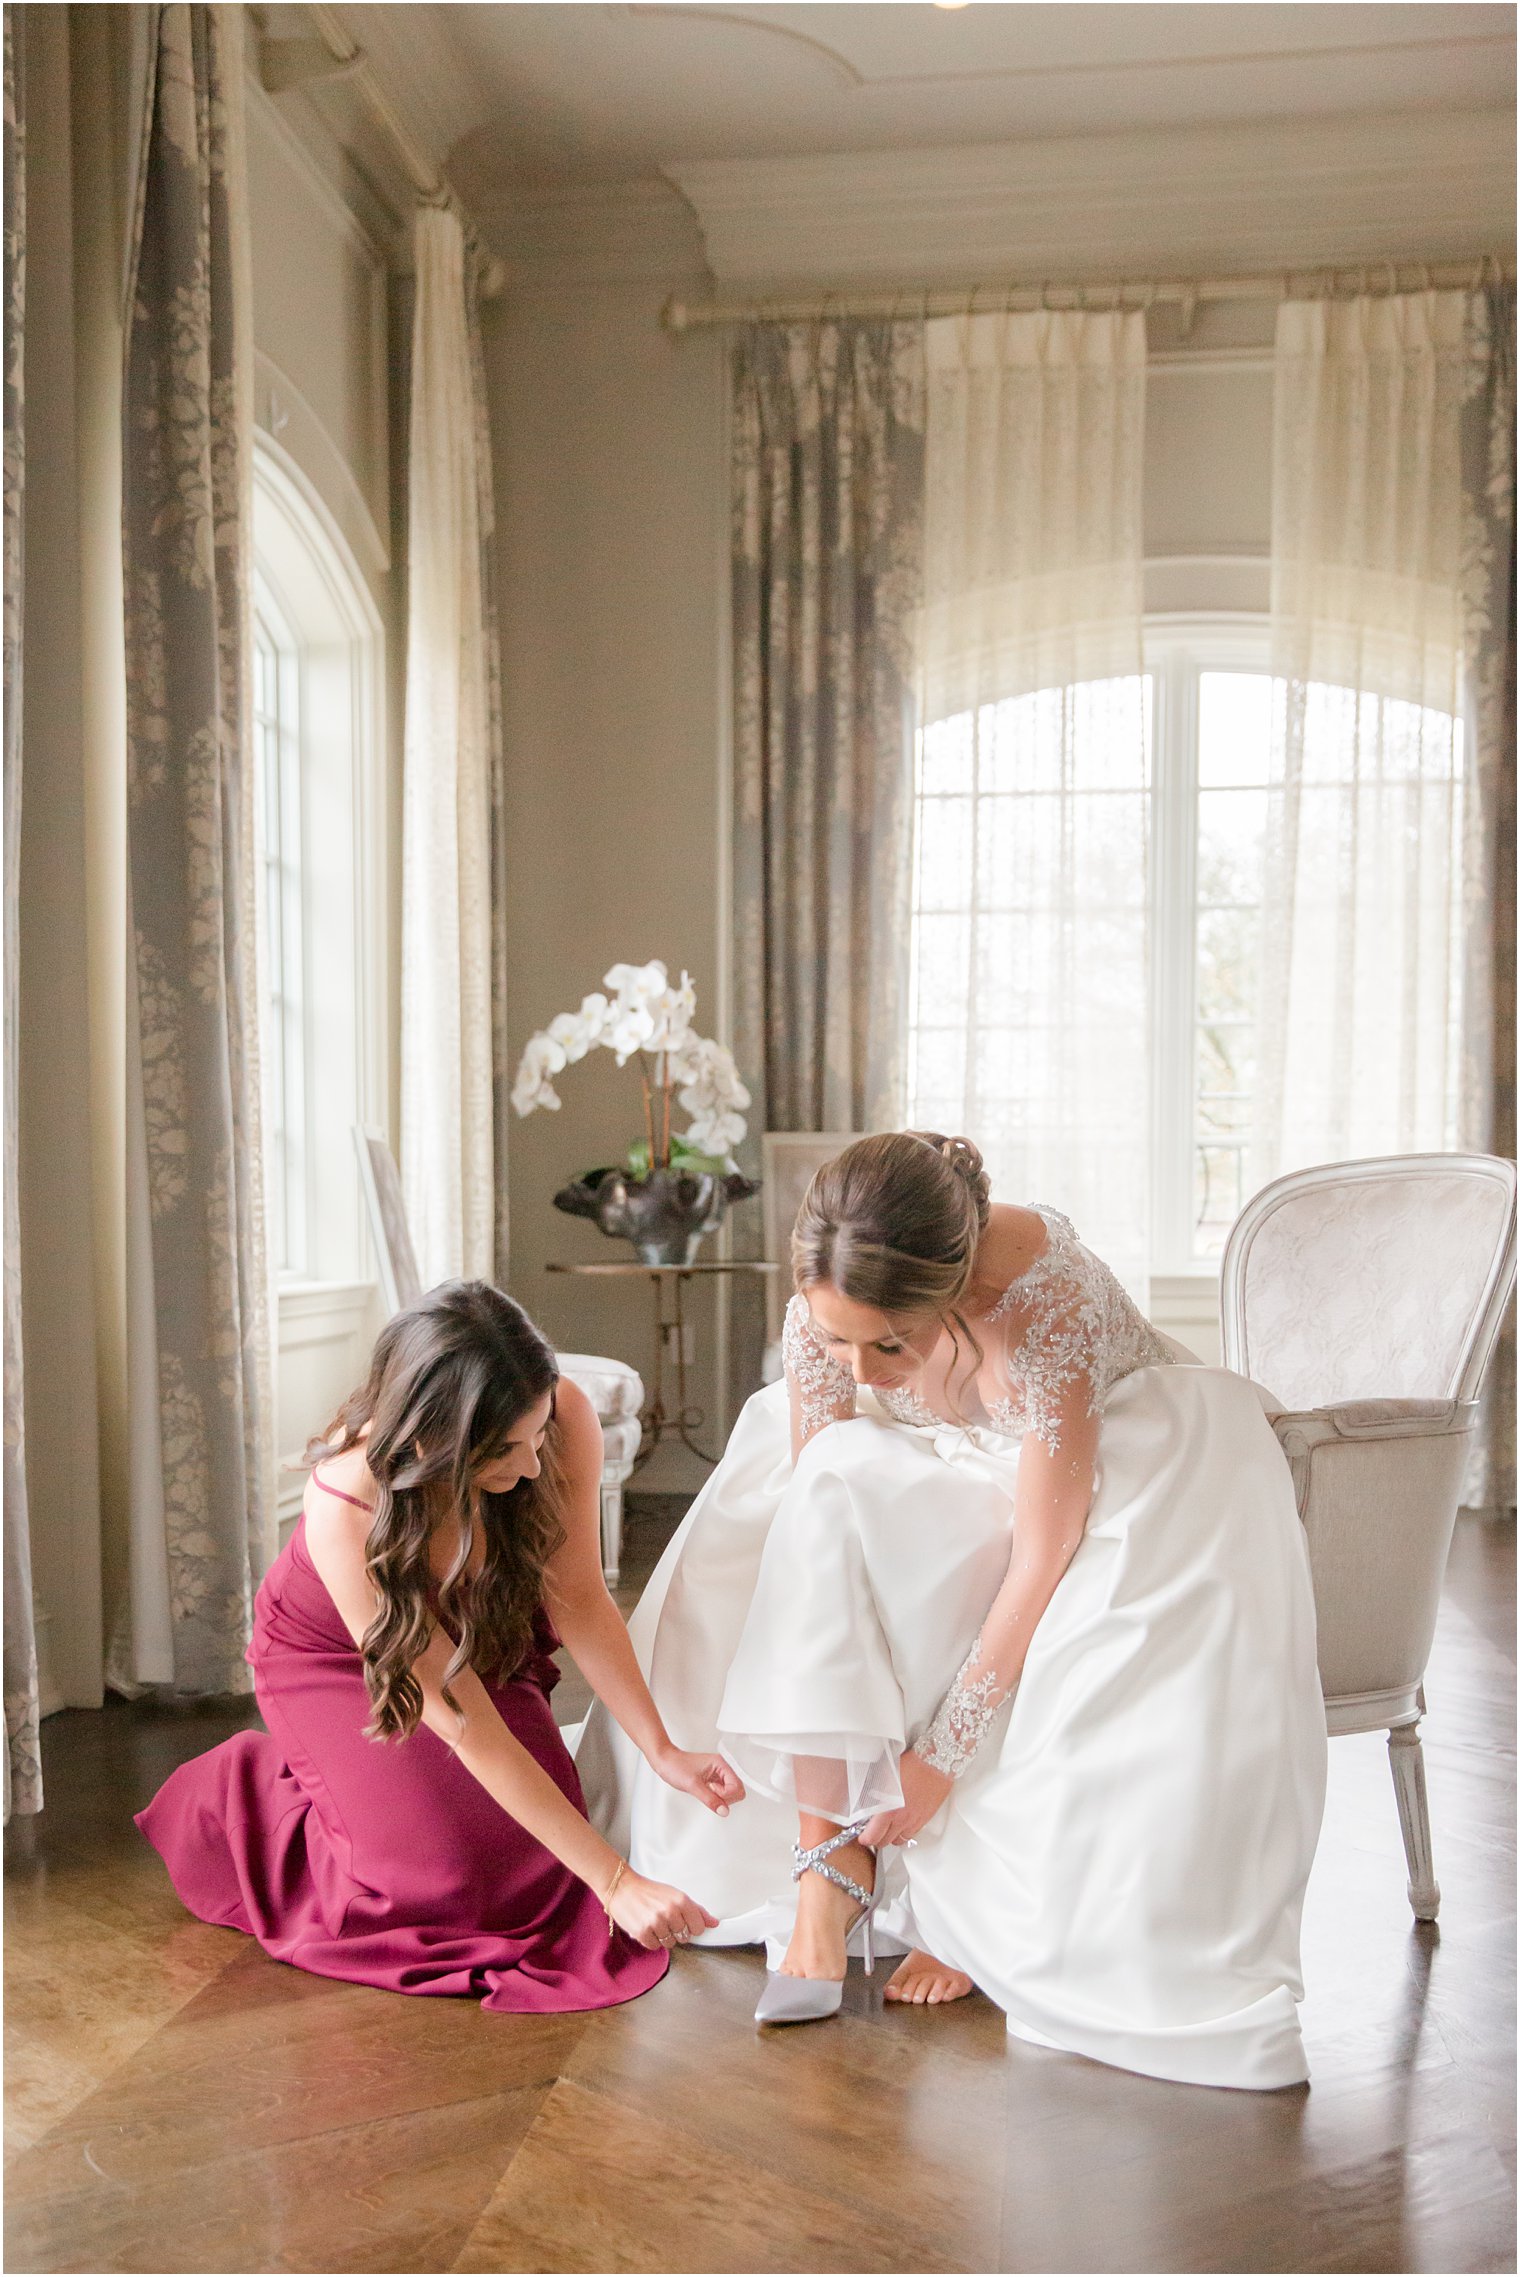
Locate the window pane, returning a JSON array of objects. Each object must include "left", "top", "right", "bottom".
[
  {"left": 1198, "top": 672, "right": 1272, "bottom": 787},
  {"left": 908, "top": 674, "right": 1150, "bottom": 1275},
  {"left": 253, "top": 606, "right": 304, "bottom": 1278},
  {"left": 1195, "top": 904, "right": 1259, "bottom": 1025},
  {"left": 916, "top": 796, "right": 973, "bottom": 909},
  {"left": 1190, "top": 668, "right": 1461, "bottom": 1259},
  {"left": 1197, "top": 789, "right": 1267, "bottom": 908}
]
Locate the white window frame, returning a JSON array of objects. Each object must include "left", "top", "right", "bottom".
[
  {"left": 252, "top": 438, "right": 390, "bottom": 1540},
  {"left": 253, "top": 581, "right": 308, "bottom": 1279},
  {"left": 252, "top": 438, "right": 388, "bottom": 1291},
  {"left": 1146, "top": 612, "right": 1271, "bottom": 1278}
]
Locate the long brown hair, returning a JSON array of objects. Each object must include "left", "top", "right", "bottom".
[
  {"left": 791, "top": 1130, "right": 993, "bottom": 1409},
  {"left": 309, "top": 1282, "right": 566, "bottom": 1741}
]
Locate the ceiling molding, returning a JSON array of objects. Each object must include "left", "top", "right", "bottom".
[
  {"left": 619, "top": 6, "right": 861, "bottom": 89},
  {"left": 323, "top": 3, "right": 490, "bottom": 170},
  {"left": 628, "top": 12, "right": 1512, "bottom": 99},
  {"left": 666, "top": 110, "right": 1515, "bottom": 288},
  {"left": 472, "top": 178, "right": 712, "bottom": 288}
]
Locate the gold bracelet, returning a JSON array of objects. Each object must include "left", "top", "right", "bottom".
[{"left": 601, "top": 1856, "right": 627, "bottom": 1938}]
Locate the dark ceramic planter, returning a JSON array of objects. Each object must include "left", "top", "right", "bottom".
[{"left": 553, "top": 1163, "right": 760, "bottom": 1267}]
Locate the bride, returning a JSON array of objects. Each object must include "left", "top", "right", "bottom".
[{"left": 574, "top": 1132, "right": 1327, "bottom": 2089}]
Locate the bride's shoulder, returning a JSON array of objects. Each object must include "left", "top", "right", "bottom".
[
  {"left": 977, "top": 1202, "right": 1059, "bottom": 1293},
  {"left": 990, "top": 1201, "right": 1055, "bottom": 1251}
]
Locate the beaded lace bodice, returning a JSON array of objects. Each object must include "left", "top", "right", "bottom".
[{"left": 782, "top": 1205, "right": 1173, "bottom": 1456}]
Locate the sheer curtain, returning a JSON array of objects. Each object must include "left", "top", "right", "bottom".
[
  {"left": 1255, "top": 293, "right": 1468, "bottom": 1187},
  {"left": 400, "top": 203, "right": 502, "bottom": 1289},
  {"left": 907, "top": 310, "right": 1149, "bottom": 1284}
]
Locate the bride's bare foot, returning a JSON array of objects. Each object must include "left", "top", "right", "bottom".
[
  {"left": 884, "top": 1948, "right": 973, "bottom": 2005},
  {"left": 779, "top": 1837, "right": 876, "bottom": 1982}
]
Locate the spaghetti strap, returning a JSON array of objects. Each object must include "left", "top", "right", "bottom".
[{"left": 311, "top": 1463, "right": 374, "bottom": 1514}]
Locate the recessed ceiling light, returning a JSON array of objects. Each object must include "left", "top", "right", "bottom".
[{"left": 933, "top": 2, "right": 972, "bottom": 10}]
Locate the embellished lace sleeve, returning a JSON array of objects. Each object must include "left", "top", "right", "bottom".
[
  {"left": 782, "top": 1292, "right": 858, "bottom": 1447},
  {"left": 917, "top": 1642, "right": 1002, "bottom": 1778},
  {"left": 987, "top": 1207, "right": 1173, "bottom": 1454}
]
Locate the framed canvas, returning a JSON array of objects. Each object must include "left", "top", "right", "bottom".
[
  {"left": 353, "top": 1125, "right": 423, "bottom": 1316},
  {"left": 760, "top": 1131, "right": 863, "bottom": 1343}
]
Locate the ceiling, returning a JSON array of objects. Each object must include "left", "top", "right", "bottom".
[
  {"left": 351, "top": 2, "right": 1516, "bottom": 184},
  {"left": 327, "top": 3, "right": 1515, "bottom": 286}
]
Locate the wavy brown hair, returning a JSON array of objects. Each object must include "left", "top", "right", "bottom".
[
  {"left": 791, "top": 1130, "right": 994, "bottom": 1413},
  {"left": 308, "top": 1282, "right": 566, "bottom": 1741}
]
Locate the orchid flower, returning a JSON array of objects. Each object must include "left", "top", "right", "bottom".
[{"left": 509, "top": 959, "right": 749, "bottom": 1168}]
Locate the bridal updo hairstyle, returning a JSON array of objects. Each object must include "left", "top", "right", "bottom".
[
  {"left": 309, "top": 1281, "right": 566, "bottom": 1742},
  {"left": 791, "top": 1130, "right": 992, "bottom": 1323}
]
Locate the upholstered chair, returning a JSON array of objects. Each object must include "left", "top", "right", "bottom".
[
  {"left": 353, "top": 1128, "right": 644, "bottom": 1583},
  {"left": 1221, "top": 1152, "right": 1517, "bottom": 1920}
]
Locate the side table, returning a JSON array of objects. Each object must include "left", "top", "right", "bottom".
[{"left": 545, "top": 1260, "right": 780, "bottom": 1477}]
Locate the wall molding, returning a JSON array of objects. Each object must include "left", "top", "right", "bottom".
[
  {"left": 245, "top": 68, "right": 394, "bottom": 275},
  {"left": 254, "top": 350, "right": 390, "bottom": 577},
  {"left": 665, "top": 108, "right": 1514, "bottom": 288},
  {"left": 1145, "top": 553, "right": 1270, "bottom": 618}
]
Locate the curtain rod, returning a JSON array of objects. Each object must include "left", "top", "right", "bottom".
[
  {"left": 662, "top": 257, "right": 1514, "bottom": 333},
  {"left": 262, "top": 5, "right": 506, "bottom": 298}
]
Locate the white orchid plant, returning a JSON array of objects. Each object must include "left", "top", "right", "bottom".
[{"left": 510, "top": 960, "right": 751, "bottom": 1176}]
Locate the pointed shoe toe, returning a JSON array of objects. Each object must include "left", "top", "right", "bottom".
[{"left": 754, "top": 1970, "right": 846, "bottom": 2026}]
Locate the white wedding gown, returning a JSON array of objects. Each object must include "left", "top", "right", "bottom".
[{"left": 574, "top": 1209, "right": 1327, "bottom": 2091}]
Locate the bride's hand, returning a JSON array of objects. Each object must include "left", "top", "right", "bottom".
[
  {"left": 857, "top": 1748, "right": 954, "bottom": 1848},
  {"left": 650, "top": 1744, "right": 745, "bottom": 1816},
  {"left": 606, "top": 1868, "right": 718, "bottom": 1951}
]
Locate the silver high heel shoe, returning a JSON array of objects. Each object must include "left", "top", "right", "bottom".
[{"left": 754, "top": 1822, "right": 878, "bottom": 2026}]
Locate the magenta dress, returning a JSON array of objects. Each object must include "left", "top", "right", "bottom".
[{"left": 136, "top": 1476, "right": 668, "bottom": 2014}]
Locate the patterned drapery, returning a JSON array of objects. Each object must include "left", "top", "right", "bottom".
[
  {"left": 115, "top": 4, "right": 269, "bottom": 1694},
  {"left": 729, "top": 320, "right": 925, "bottom": 1395},
  {"left": 731, "top": 321, "right": 926, "bottom": 1139},
  {"left": 3, "top": 4, "right": 41, "bottom": 1816},
  {"left": 1459, "top": 285, "right": 1516, "bottom": 1511},
  {"left": 400, "top": 203, "right": 502, "bottom": 1288}
]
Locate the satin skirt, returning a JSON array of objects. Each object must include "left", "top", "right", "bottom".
[{"left": 574, "top": 1365, "right": 1327, "bottom": 2088}]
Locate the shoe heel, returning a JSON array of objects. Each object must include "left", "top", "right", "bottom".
[{"left": 862, "top": 1909, "right": 875, "bottom": 1976}]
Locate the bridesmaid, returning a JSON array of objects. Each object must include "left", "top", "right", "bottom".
[{"left": 137, "top": 1281, "right": 741, "bottom": 2013}]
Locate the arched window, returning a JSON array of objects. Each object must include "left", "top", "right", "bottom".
[
  {"left": 251, "top": 439, "right": 388, "bottom": 1530},
  {"left": 906, "top": 614, "right": 1463, "bottom": 1277}
]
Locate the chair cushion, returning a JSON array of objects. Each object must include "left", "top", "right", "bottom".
[
  {"left": 555, "top": 1352, "right": 644, "bottom": 1422},
  {"left": 598, "top": 1416, "right": 643, "bottom": 1468}
]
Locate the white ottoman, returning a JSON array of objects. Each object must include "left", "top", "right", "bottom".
[{"left": 555, "top": 1353, "right": 644, "bottom": 1584}]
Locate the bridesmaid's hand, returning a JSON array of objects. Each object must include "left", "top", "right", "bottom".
[
  {"left": 857, "top": 1748, "right": 954, "bottom": 1848},
  {"left": 650, "top": 1745, "right": 745, "bottom": 1816},
  {"left": 608, "top": 1870, "right": 718, "bottom": 1951}
]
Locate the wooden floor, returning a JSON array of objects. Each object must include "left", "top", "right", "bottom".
[{"left": 5, "top": 1504, "right": 1514, "bottom": 2275}]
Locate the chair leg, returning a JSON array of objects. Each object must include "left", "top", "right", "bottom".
[
  {"left": 1388, "top": 1721, "right": 1440, "bottom": 1922},
  {"left": 600, "top": 1478, "right": 623, "bottom": 1589}
]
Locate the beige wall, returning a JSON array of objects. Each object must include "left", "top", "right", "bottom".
[{"left": 485, "top": 269, "right": 730, "bottom": 1485}]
